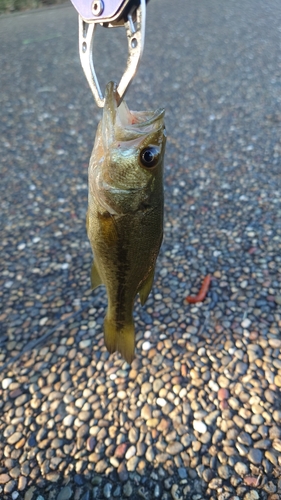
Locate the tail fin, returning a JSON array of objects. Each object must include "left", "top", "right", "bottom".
[{"left": 104, "top": 316, "right": 135, "bottom": 364}]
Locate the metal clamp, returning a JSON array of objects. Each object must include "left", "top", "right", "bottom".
[
  {"left": 71, "top": 0, "right": 136, "bottom": 25},
  {"left": 78, "top": 0, "right": 146, "bottom": 107}
]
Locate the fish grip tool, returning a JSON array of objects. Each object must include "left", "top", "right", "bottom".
[{"left": 72, "top": 0, "right": 147, "bottom": 107}]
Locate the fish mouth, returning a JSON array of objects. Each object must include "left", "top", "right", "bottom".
[{"left": 102, "top": 81, "right": 165, "bottom": 143}]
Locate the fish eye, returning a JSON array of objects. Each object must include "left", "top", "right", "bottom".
[{"left": 139, "top": 146, "right": 159, "bottom": 168}]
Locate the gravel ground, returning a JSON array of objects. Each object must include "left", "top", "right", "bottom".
[{"left": 1, "top": 0, "right": 281, "bottom": 499}]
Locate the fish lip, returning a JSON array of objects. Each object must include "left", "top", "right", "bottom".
[{"left": 103, "top": 81, "right": 165, "bottom": 142}]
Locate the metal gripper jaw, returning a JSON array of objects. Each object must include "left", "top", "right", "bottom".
[{"left": 73, "top": 0, "right": 146, "bottom": 107}]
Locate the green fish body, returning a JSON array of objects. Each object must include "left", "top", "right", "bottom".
[{"left": 87, "top": 82, "right": 166, "bottom": 363}]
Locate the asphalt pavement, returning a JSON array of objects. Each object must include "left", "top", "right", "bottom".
[{"left": 0, "top": 1, "right": 281, "bottom": 499}]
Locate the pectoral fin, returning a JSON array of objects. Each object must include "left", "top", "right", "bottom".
[
  {"left": 138, "top": 267, "right": 155, "bottom": 306},
  {"left": 91, "top": 261, "right": 103, "bottom": 290}
]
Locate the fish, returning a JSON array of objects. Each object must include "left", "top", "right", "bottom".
[{"left": 86, "top": 81, "right": 166, "bottom": 364}]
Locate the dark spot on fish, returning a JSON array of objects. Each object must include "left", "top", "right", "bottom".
[{"left": 139, "top": 201, "right": 151, "bottom": 211}]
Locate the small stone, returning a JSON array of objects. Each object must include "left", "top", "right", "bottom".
[
  {"left": 243, "top": 491, "right": 259, "bottom": 500},
  {"left": 86, "top": 436, "right": 96, "bottom": 452},
  {"left": 123, "top": 481, "right": 133, "bottom": 497},
  {"left": 274, "top": 296, "right": 281, "bottom": 305},
  {"left": 208, "top": 478, "right": 223, "bottom": 489},
  {"left": 156, "top": 398, "right": 167, "bottom": 407},
  {"left": 269, "top": 338, "right": 281, "bottom": 348},
  {"left": 154, "top": 484, "right": 161, "bottom": 498},
  {"left": 171, "top": 484, "right": 181, "bottom": 500},
  {"left": 270, "top": 426, "right": 281, "bottom": 439},
  {"left": 2, "top": 378, "right": 12, "bottom": 389},
  {"left": 18, "top": 476, "right": 27, "bottom": 490},
  {"left": 117, "top": 462, "right": 128, "bottom": 482},
  {"left": 251, "top": 414, "right": 264, "bottom": 425},
  {"left": 127, "top": 456, "right": 139, "bottom": 472},
  {"left": 142, "top": 341, "right": 151, "bottom": 351},
  {"left": 78, "top": 411, "right": 91, "bottom": 422},
  {"left": 128, "top": 428, "right": 139, "bottom": 444},
  {"left": 273, "top": 439, "right": 281, "bottom": 452},
  {"left": 235, "top": 361, "right": 248, "bottom": 375},
  {"left": 113, "top": 486, "right": 121, "bottom": 497},
  {"left": 79, "top": 339, "right": 91, "bottom": 348},
  {"left": 145, "top": 445, "right": 155, "bottom": 462},
  {"left": 265, "top": 450, "right": 278, "bottom": 466},
  {"left": 0, "top": 474, "right": 10, "bottom": 484},
  {"left": 193, "top": 420, "right": 207, "bottom": 434},
  {"left": 264, "top": 389, "right": 276, "bottom": 404},
  {"left": 5, "top": 480, "right": 16, "bottom": 494},
  {"left": 202, "top": 468, "right": 215, "bottom": 482},
  {"left": 115, "top": 443, "right": 128, "bottom": 458},
  {"left": 125, "top": 445, "right": 136, "bottom": 460},
  {"left": 147, "top": 418, "right": 159, "bottom": 428},
  {"left": 218, "top": 388, "right": 229, "bottom": 401},
  {"left": 238, "top": 432, "right": 252, "bottom": 446},
  {"left": 218, "top": 465, "right": 231, "bottom": 479},
  {"left": 57, "top": 486, "right": 73, "bottom": 500},
  {"left": 178, "top": 468, "right": 187, "bottom": 479},
  {"left": 248, "top": 449, "right": 262, "bottom": 465},
  {"left": 253, "top": 439, "right": 271, "bottom": 449},
  {"left": 117, "top": 390, "right": 127, "bottom": 400},
  {"left": 241, "top": 318, "right": 251, "bottom": 328},
  {"left": 166, "top": 442, "right": 183, "bottom": 455},
  {"left": 7, "top": 432, "right": 22, "bottom": 445},
  {"left": 74, "top": 474, "right": 84, "bottom": 486},
  {"left": 141, "top": 403, "right": 152, "bottom": 420},
  {"left": 103, "top": 483, "right": 112, "bottom": 499},
  {"left": 77, "top": 424, "right": 89, "bottom": 438},
  {"left": 10, "top": 467, "right": 20, "bottom": 479},
  {"left": 91, "top": 476, "right": 102, "bottom": 486},
  {"left": 234, "top": 462, "right": 249, "bottom": 476},
  {"left": 95, "top": 460, "right": 107, "bottom": 473},
  {"left": 205, "top": 410, "right": 220, "bottom": 425},
  {"left": 14, "top": 394, "right": 29, "bottom": 406},
  {"left": 217, "top": 375, "right": 229, "bottom": 388},
  {"left": 24, "top": 486, "right": 36, "bottom": 500},
  {"left": 63, "top": 415, "right": 75, "bottom": 426}
]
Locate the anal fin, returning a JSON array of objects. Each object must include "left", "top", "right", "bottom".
[
  {"left": 138, "top": 267, "right": 155, "bottom": 306},
  {"left": 91, "top": 261, "right": 103, "bottom": 290}
]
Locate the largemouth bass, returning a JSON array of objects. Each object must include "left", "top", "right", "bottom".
[{"left": 86, "top": 81, "right": 166, "bottom": 364}]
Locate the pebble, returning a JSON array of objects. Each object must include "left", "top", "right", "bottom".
[
  {"left": 103, "top": 483, "right": 112, "bottom": 498},
  {"left": 193, "top": 421, "right": 207, "bottom": 434},
  {"left": 218, "top": 388, "right": 229, "bottom": 401},
  {"left": 2, "top": 378, "right": 12, "bottom": 389},
  {"left": 142, "top": 341, "right": 151, "bottom": 351},
  {"left": 166, "top": 442, "right": 183, "bottom": 455},
  {"left": 248, "top": 449, "right": 263, "bottom": 464},
  {"left": 241, "top": 318, "right": 251, "bottom": 328},
  {"left": 244, "top": 491, "right": 259, "bottom": 500},
  {"left": 123, "top": 481, "right": 133, "bottom": 497},
  {"left": 125, "top": 445, "right": 136, "bottom": 460},
  {"left": 218, "top": 465, "right": 231, "bottom": 479},
  {"left": 234, "top": 462, "right": 249, "bottom": 476},
  {"left": 57, "top": 486, "right": 73, "bottom": 500},
  {"left": 0, "top": 474, "right": 10, "bottom": 484},
  {"left": 171, "top": 484, "right": 181, "bottom": 500}
]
